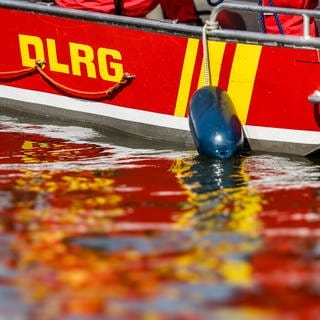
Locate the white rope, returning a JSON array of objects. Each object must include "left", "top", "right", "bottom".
[{"left": 202, "top": 20, "right": 219, "bottom": 87}]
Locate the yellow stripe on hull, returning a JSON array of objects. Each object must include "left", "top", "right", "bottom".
[
  {"left": 197, "top": 41, "right": 262, "bottom": 125},
  {"left": 174, "top": 39, "right": 262, "bottom": 123},
  {"left": 174, "top": 38, "right": 199, "bottom": 117},
  {"left": 227, "top": 44, "right": 262, "bottom": 124}
]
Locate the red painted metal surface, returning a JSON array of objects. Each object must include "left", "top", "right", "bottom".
[
  {"left": 248, "top": 46, "right": 320, "bottom": 131},
  {"left": 1, "top": 5, "right": 320, "bottom": 138},
  {"left": 0, "top": 7, "right": 194, "bottom": 115}
]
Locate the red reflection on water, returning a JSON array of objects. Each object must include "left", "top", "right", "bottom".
[
  {"left": 0, "top": 122, "right": 319, "bottom": 319},
  {"left": 243, "top": 186, "right": 320, "bottom": 320}
]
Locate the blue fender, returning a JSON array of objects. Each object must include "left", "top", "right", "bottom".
[{"left": 188, "top": 86, "right": 244, "bottom": 159}]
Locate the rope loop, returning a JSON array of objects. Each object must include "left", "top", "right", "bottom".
[
  {"left": 202, "top": 21, "right": 219, "bottom": 86},
  {"left": 0, "top": 60, "right": 135, "bottom": 100},
  {"left": 0, "top": 65, "right": 37, "bottom": 80}
]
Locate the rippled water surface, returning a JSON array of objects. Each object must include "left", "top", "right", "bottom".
[{"left": 0, "top": 112, "right": 319, "bottom": 320}]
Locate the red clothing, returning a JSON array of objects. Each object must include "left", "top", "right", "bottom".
[
  {"left": 55, "top": 0, "right": 200, "bottom": 24},
  {"left": 262, "top": 0, "right": 318, "bottom": 8},
  {"left": 216, "top": 10, "right": 246, "bottom": 30},
  {"left": 55, "top": 0, "right": 159, "bottom": 17},
  {"left": 262, "top": 0, "right": 319, "bottom": 36},
  {"left": 159, "top": 0, "right": 199, "bottom": 24}
]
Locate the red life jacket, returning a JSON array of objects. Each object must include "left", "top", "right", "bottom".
[
  {"left": 159, "top": 0, "right": 199, "bottom": 24},
  {"left": 55, "top": 0, "right": 159, "bottom": 17},
  {"left": 262, "top": 0, "right": 319, "bottom": 36}
]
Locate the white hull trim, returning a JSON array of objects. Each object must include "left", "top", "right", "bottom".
[
  {"left": 0, "top": 85, "right": 319, "bottom": 152},
  {"left": 0, "top": 85, "right": 189, "bottom": 131},
  {"left": 244, "top": 125, "right": 320, "bottom": 145}
]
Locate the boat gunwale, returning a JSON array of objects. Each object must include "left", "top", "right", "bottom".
[
  {"left": 2, "top": 0, "right": 320, "bottom": 49},
  {"left": 0, "top": 0, "right": 203, "bottom": 38},
  {"left": 208, "top": 2, "right": 320, "bottom": 49}
]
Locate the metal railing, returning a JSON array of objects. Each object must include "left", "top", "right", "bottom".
[
  {"left": 207, "top": 2, "right": 320, "bottom": 49},
  {"left": 2, "top": 0, "right": 320, "bottom": 48}
]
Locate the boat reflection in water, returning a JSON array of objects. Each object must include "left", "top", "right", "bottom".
[{"left": 0, "top": 114, "right": 319, "bottom": 319}]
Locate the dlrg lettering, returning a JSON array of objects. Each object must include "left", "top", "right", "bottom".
[{"left": 19, "top": 34, "right": 124, "bottom": 82}]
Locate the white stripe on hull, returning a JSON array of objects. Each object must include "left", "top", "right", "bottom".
[
  {"left": 244, "top": 125, "right": 320, "bottom": 145},
  {"left": 0, "top": 85, "right": 189, "bottom": 131}
]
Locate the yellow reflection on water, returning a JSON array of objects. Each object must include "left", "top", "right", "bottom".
[
  {"left": 2, "top": 136, "right": 273, "bottom": 319},
  {"left": 171, "top": 156, "right": 263, "bottom": 287}
]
